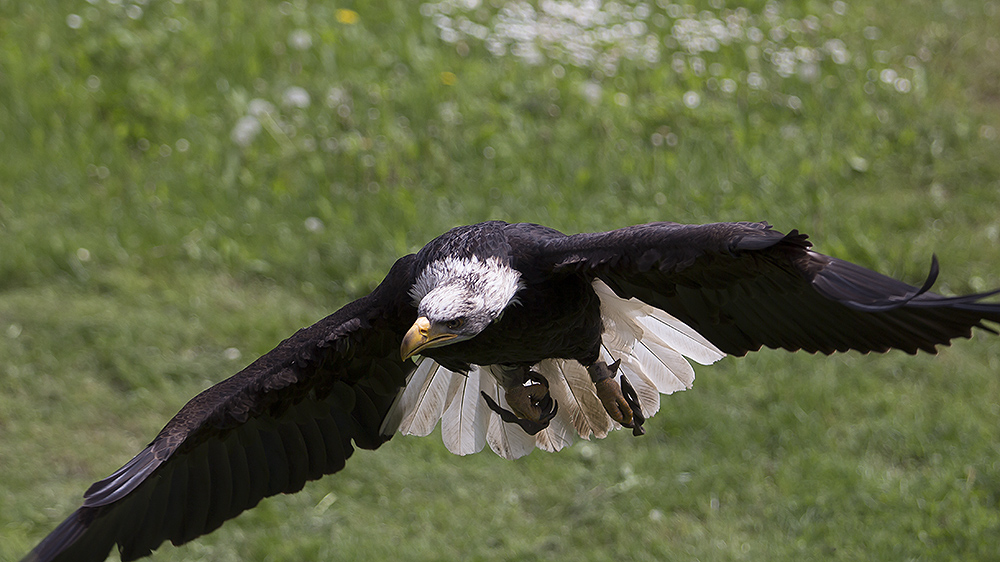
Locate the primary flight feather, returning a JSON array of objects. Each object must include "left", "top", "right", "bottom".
[{"left": 22, "top": 220, "right": 1000, "bottom": 562}]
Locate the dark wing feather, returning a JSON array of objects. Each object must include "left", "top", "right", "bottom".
[
  {"left": 537, "top": 221, "right": 1000, "bottom": 355},
  {"left": 23, "top": 255, "right": 419, "bottom": 562}
]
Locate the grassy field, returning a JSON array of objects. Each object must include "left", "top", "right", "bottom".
[{"left": 3, "top": 0, "right": 1000, "bottom": 560}]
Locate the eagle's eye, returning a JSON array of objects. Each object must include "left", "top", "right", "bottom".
[{"left": 445, "top": 318, "right": 465, "bottom": 330}]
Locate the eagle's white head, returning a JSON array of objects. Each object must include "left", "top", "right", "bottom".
[{"left": 401, "top": 255, "right": 522, "bottom": 359}]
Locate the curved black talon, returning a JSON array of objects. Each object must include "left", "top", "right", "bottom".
[
  {"left": 618, "top": 374, "right": 646, "bottom": 436},
  {"left": 481, "top": 391, "right": 557, "bottom": 435},
  {"left": 523, "top": 370, "right": 557, "bottom": 425}
]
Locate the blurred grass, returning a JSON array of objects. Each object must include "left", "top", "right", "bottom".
[{"left": 2, "top": 0, "right": 1000, "bottom": 560}]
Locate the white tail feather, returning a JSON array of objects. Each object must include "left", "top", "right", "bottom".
[
  {"left": 394, "top": 358, "right": 456, "bottom": 437},
  {"left": 533, "top": 406, "right": 576, "bottom": 453},
  {"left": 542, "top": 359, "right": 613, "bottom": 440},
  {"left": 631, "top": 339, "right": 695, "bottom": 394},
  {"left": 441, "top": 366, "right": 490, "bottom": 455},
  {"left": 636, "top": 309, "right": 725, "bottom": 366}
]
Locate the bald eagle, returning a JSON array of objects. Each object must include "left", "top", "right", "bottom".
[{"left": 23, "top": 220, "right": 1000, "bottom": 562}]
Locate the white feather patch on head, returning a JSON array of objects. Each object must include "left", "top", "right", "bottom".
[{"left": 409, "top": 255, "right": 523, "bottom": 319}]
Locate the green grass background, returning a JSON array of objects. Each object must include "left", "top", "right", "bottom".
[{"left": 3, "top": 0, "right": 1000, "bottom": 560}]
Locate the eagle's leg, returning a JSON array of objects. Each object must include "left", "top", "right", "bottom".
[
  {"left": 588, "top": 360, "right": 646, "bottom": 436},
  {"left": 481, "top": 366, "right": 557, "bottom": 435}
]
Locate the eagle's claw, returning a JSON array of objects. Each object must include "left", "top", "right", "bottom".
[
  {"left": 590, "top": 360, "right": 645, "bottom": 436},
  {"left": 481, "top": 390, "right": 557, "bottom": 435},
  {"left": 506, "top": 378, "right": 554, "bottom": 418},
  {"left": 618, "top": 374, "right": 646, "bottom": 436},
  {"left": 480, "top": 370, "right": 558, "bottom": 435}
]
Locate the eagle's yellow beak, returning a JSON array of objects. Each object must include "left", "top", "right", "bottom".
[{"left": 400, "top": 316, "right": 457, "bottom": 360}]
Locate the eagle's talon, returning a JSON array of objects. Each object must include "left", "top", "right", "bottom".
[
  {"left": 505, "top": 376, "right": 557, "bottom": 426},
  {"left": 594, "top": 377, "right": 632, "bottom": 426},
  {"left": 481, "top": 391, "right": 556, "bottom": 435},
  {"left": 619, "top": 374, "right": 646, "bottom": 436},
  {"left": 479, "top": 369, "right": 558, "bottom": 435},
  {"left": 590, "top": 361, "right": 646, "bottom": 436},
  {"left": 535, "top": 393, "right": 558, "bottom": 425}
]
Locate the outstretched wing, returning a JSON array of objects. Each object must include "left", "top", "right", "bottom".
[
  {"left": 536, "top": 221, "right": 1000, "bottom": 355},
  {"left": 23, "top": 256, "right": 419, "bottom": 562}
]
